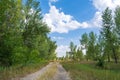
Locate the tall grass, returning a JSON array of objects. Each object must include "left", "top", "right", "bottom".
[
  {"left": 62, "top": 62, "right": 120, "bottom": 80},
  {"left": 0, "top": 61, "right": 48, "bottom": 80}
]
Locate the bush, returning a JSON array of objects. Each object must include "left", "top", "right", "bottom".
[{"left": 96, "top": 58, "right": 105, "bottom": 68}]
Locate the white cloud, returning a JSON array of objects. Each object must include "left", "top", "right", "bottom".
[
  {"left": 89, "top": 11, "right": 102, "bottom": 28},
  {"left": 56, "top": 45, "right": 70, "bottom": 57},
  {"left": 49, "top": 0, "right": 58, "bottom": 3},
  {"left": 93, "top": 0, "right": 113, "bottom": 11},
  {"left": 52, "top": 36, "right": 64, "bottom": 40},
  {"left": 43, "top": 0, "right": 120, "bottom": 33},
  {"left": 90, "top": 0, "right": 120, "bottom": 28},
  {"left": 49, "top": 0, "right": 58, "bottom": 6},
  {"left": 92, "top": 0, "right": 120, "bottom": 11},
  {"left": 43, "top": 5, "right": 89, "bottom": 33}
]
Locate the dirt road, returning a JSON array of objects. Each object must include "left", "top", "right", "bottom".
[
  {"left": 20, "top": 62, "right": 71, "bottom": 80},
  {"left": 53, "top": 63, "right": 71, "bottom": 80}
]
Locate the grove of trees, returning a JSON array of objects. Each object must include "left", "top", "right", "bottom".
[
  {"left": 0, "top": 0, "right": 57, "bottom": 66},
  {"left": 66, "top": 7, "right": 120, "bottom": 65}
]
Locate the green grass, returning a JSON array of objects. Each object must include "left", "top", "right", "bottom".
[
  {"left": 0, "top": 61, "right": 48, "bottom": 80},
  {"left": 62, "top": 61, "right": 120, "bottom": 80}
]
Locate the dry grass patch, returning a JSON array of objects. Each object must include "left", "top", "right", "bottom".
[
  {"left": 37, "top": 62, "right": 58, "bottom": 80},
  {"left": 0, "top": 62, "right": 48, "bottom": 80}
]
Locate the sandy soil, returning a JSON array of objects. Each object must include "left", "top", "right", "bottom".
[
  {"left": 53, "top": 63, "right": 71, "bottom": 80},
  {"left": 19, "top": 62, "right": 71, "bottom": 80}
]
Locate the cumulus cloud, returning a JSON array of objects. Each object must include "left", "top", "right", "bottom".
[
  {"left": 92, "top": 0, "right": 120, "bottom": 11},
  {"left": 49, "top": 0, "right": 58, "bottom": 3},
  {"left": 89, "top": 11, "right": 102, "bottom": 28},
  {"left": 52, "top": 36, "right": 64, "bottom": 40},
  {"left": 90, "top": 0, "right": 120, "bottom": 28},
  {"left": 43, "top": 5, "right": 89, "bottom": 33},
  {"left": 56, "top": 45, "right": 70, "bottom": 57},
  {"left": 44, "top": 0, "right": 120, "bottom": 33}
]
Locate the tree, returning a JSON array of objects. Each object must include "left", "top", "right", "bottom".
[
  {"left": 69, "top": 42, "right": 77, "bottom": 59},
  {"left": 114, "top": 6, "right": 120, "bottom": 60},
  {"left": 47, "top": 39, "right": 57, "bottom": 60},
  {"left": 22, "top": 0, "right": 51, "bottom": 63},
  {"left": 76, "top": 47, "right": 83, "bottom": 61},
  {"left": 0, "top": 0, "right": 57, "bottom": 66},
  {"left": 86, "top": 32, "right": 97, "bottom": 60},
  {"left": 65, "top": 52, "right": 70, "bottom": 60},
  {"left": 80, "top": 33, "right": 88, "bottom": 60},
  {"left": 22, "top": 0, "right": 49, "bottom": 48},
  {"left": 95, "top": 35, "right": 106, "bottom": 67},
  {"left": 0, "top": 0, "right": 23, "bottom": 66},
  {"left": 115, "top": 6, "right": 120, "bottom": 45},
  {"left": 101, "top": 7, "right": 118, "bottom": 63},
  {"left": 80, "top": 33, "right": 88, "bottom": 49}
]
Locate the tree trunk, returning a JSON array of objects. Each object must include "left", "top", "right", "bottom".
[
  {"left": 107, "top": 54, "right": 110, "bottom": 62},
  {"left": 112, "top": 48, "right": 118, "bottom": 63}
]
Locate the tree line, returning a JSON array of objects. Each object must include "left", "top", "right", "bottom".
[
  {"left": 0, "top": 0, "right": 57, "bottom": 66},
  {"left": 66, "top": 7, "right": 120, "bottom": 66}
]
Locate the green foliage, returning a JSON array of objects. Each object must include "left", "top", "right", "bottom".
[
  {"left": 80, "top": 33, "right": 88, "bottom": 49},
  {"left": 114, "top": 6, "right": 120, "bottom": 60},
  {"left": 11, "top": 46, "right": 28, "bottom": 64},
  {"left": 0, "top": 0, "right": 57, "bottom": 66},
  {"left": 86, "top": 32, "right": 97, "bottom": 60},
  {"left": 69, "top": 41, "right": 77, "bottom": 59},
  {"left": 76, "top": 48, "right": 83, "bottom": 61},
  {"left": 101, "top": 7, "right": 118, "bottom": 63},
  {"left": 0, "top": 0, "right": 23, "bottom": 66},
  {"left": 114, "top": 6, "right": 120, "bottom": 42},
  {"left": 96, "top": 57, "right": 105, "bottom": 68},
  {"left": 67, "top": 42, "right": 83, "bottom": 61}
]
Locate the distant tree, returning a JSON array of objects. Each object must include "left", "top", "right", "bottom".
[
  {"left": 80, "top": 33, "right": 89, "bottom": 49},
  {"left": 86, "top": 32, "right": 97, "bottom": 60},
  {"left": 69, "top": 42, "right": 77, "bottom": 59},
  {"left": 65, "top": 52, "right": 70, "bottom": 60},
  {"left": 80, "top": 33, "right": 88, "bottom": 60},
  {"left": 76, "top": 47, "right": 83, "bottom": 61}
]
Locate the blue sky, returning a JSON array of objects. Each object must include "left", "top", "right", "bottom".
[{"left": 38, "top": 0, "right": 120, "bottom": 57}]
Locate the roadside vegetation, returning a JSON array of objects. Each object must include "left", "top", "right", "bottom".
[
  {"left": 0, "top": 0, "right": 56, "bottom": 79},
  {"left": 0, "top": 61, "right": 48, "bottom": 80},
  {"left": 62, "top": 62, "right": 120, "bottom": 80}
]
